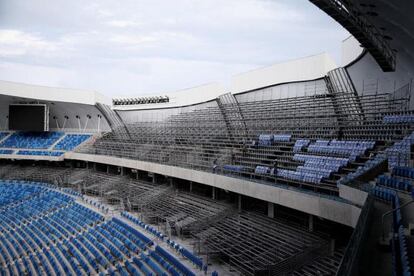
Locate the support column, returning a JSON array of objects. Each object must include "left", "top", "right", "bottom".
[
  {"left": 267, "top": 202, "right": 274, "bottom": 218},
  {"left": 309, "top": 215, "right": 314, "bottom": 232},
  {"left": 120, "top": 167, "right": 124, "bottom": 176},
  {"left": 189, "top": 182, "right": 193, "bottom": 192},
  {"left": 106, "top": 165, "right": 109, "bottom": 174},
  {"left": 212, "top": 187, "right": 216, "bottom": 200},
  {"left": 238, "top": 194, "right": 242, "bottom": 212},
  {"left": 169, "top": 178, "right": 173, "bottom": 187},
  {"left": 152, "top": 174, "right": 156, "bottom": 184}
]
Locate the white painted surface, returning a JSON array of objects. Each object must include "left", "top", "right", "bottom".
[
  {"left": 67, "top": 152, "right": 361, "bottom": 227},
  {"left": 0, "top": 80, "right": 111, "bottom": 105},
  {"left": 341, "top": 36, "right": 364, "bottom": 67},
  {"left": 230, "top": 53, "right": 337, "bottom": 94}
]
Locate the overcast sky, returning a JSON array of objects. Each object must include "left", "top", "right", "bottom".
[{"left": 0, "top": 0, "right": 348, "bottom": 96}]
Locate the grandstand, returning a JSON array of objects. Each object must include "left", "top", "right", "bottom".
[{"left": 0, "top": 1, "right": 413, "bottom": 275}]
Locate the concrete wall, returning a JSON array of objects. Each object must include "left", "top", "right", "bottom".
[{"left": 67, "top": 152, "right": 361, "bottom": 228}]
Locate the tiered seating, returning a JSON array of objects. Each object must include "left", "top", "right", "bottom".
[
  {"left": 338, "top": 153, "right": 386, "bottom": 185},
  {"left": 194, "top": 211, "right": 329, "bottom": 276},
  {"left": 386, "top": 132, "right": 414, "bottom": 169},
  {"left": 17, "top": 150, "right": 64, "bottom": 156},
  {"left": 0, "top": 150, "right": 13, "bottom": 155},
  {"left": 308, "top": 140, "right": 374, "bottom": 161},
  {"left": 0, "top": 132, "right": 63, "bottom": 149},
  {"left": 277, "top": 154, "right": 349, "bottom": 184},
  {"left": 0, "top": 180, "right": 200, "bottom": 276},
  {"left": 54, "top": 134, "right": 91, "bottom": 151},
  {"left": 121, "top": 211, "right": 203, "bottom": 269}
]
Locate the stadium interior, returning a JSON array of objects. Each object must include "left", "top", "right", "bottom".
[{"left": 0, "top": 1, "right": 413, "bottom": 275}]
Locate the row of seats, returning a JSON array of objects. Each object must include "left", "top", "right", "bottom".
[
  {"left": 16, "top": 150, "right": 64, "bottom": 157},
  {"left": 277, "top": 169, "right": 324, "bottom": 184},
  {"left": 307, "top": 140, "right": 374, "bottom": 161},
  {"left": 258, "top": 134, "right": 291, "bottom": 146},
  {"left": 273, "top": 134, "right": 291, "bottom": 142},
  {"left": 255, "top": 166, "right": 272, "bottom": 175},
  {"left": 54, "top": 134, "right": 91, "bottom": 151},
  {"left": 0, "top": 132, "right": 63, "bottom": 149},
  {"left": 293, "top": 139, "right": 310, "bottom": 153},
  {"left": 383, "top": 114, "right": 414, "bottom": 124},
  {"left": 0, "top": 150, "right": 13, "bottom": 155},
  {"left": 393, "top": 167, "right": 414, "bottom": 179},
  {"left": 377, "top": 174, "right": 412, "bottom": 192},
  {"left": 223, "top": 165, "right": 247, "bottom": 173}
]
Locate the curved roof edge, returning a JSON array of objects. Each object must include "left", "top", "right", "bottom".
[
  {"left": 0, "top": 80, "right": 111, "bottom": 106},
  {"left": 230, "top": 52, "right": 337, "bottom": 94},
  {"left": 116, "top": 52, "right": 338, "bottom": 110}
]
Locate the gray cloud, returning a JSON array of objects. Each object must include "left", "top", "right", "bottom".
[{"left": 0, "top": 0, "right": 349, "bottom": 96}]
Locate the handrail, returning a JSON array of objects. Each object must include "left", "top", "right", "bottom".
[{"left": 336, "top": 195, "right": 373, "bottom": 276}]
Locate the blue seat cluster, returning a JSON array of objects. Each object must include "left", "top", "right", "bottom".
[
  {"left": 377, "top": 175, "right": 412, "bottom": 192},
  {"left": 0, "top": 150, "right": 13, "bottom": 155},
  {"left": 383, "top": 114, "right": 414, "bottom": 124},
  {"left": 0, "top": 180, "right": 199, "bottom": 276},
  {"left": 54, "top": 134, "right": 91, "bottom": 151},
  {"left": 386, "top": 132, "right": 414, "bottom": 169},
  {"left": 293, "top": 139, "right": 310, "bottom": 153},
  {"left": 0, "top": 132, "right": 63, "bottom": 149},
  {"left": 223, "top": 165, "right": 247, "bottom": 173},
  {"left": 370, "top": 186, "right": 398, "bottom": 203},
  {"left": 17, "top": 150, "right": 64, "bottom": 156},
  {"left": 255, "top": 166, "right": 271, "bottom": 175},
  {"left": 258, "top": 134, "right": 273, "bottom": 146},
  {"left": 273, "top": 134, "right": 291, "bottom": 142},
  {"left": 276, "top": 154, "right": 350, "bottom": 184},
  {"left": 277, "top": 169, "right": 324, "bottom": 184},
  {"left": 393, "top": 167, "right": 414, "bottom": 179},
  {"left": 308, "top": 140, "right": 375, "bottom": 161},
  {"left": 338, "top": 153, "right": 387, "bottom": 185}
]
